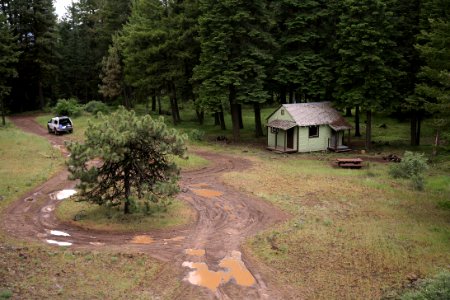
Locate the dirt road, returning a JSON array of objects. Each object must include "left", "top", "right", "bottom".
[{"left": 2, "top": 115, "right": 289, "bottom": 299}]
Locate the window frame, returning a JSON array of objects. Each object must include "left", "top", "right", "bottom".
[{"left": 308, "top": 125, "right": 319, "bottom": 138}]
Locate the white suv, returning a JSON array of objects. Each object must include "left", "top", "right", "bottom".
[{"left": 47, "top": 116, "right": 73, "bottom": 135}]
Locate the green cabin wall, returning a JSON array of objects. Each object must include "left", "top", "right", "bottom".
[{"left": 297, "top": 125, "right": 332, "bottom": 152}]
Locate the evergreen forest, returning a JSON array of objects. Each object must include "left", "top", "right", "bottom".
[{"left": 0, "top": 0, "right": 449, "bottom": 147}]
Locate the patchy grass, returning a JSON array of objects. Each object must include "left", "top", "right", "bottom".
[
  {"left": 0, "top": 120, "right": 64, "bottom": 212},
  {"left": 0, "top": 246, "right": 183, "bottom": 299},
  {"left": 223, "top": 154, "right": 450, "bottom": 299},
  {"left": 400, "top": 270, "right": 450, "bottom": 300},
  {"left": 55, "top": 198, "right": 194, "bottom": 233}
]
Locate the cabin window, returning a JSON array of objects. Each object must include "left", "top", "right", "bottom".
[
  {"left": 270, "top": 127, "right": 279, "bottom": 134},
  {"left": 281, "top": 109, "right": 285, "bottom": 115},
  {"left": 309, "top": 125, "right": 319, "bottom": 138}
]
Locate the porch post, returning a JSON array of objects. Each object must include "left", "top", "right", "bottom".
[
  {"left": 284, "top": 130, "right": 287, "bottom": 152},
  {"left": 275, "top": 131, "right": 278, "bottom": 150}
]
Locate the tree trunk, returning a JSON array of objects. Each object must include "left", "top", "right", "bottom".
[
  {"left": 38, "top": 80, "right": 45, "bottom": 109},
  {"left": 410, "top": 111, "right": 417, "bottom": 146},
  {"left": 1, "top": 99, "right": 5, "bottom": 126},
  {"left": 219, "top": 108, "right": 226, "bottom": 130},
  {"left": 124, "top": 166, "right": 131, "bottom": 214},
  {"left": 229, "top": 85, "right": 240, "bottom": 141},
  {"left": 280, "top": 87, "right": 287, "bottom": 104},
  {"left": 170, "top": 98, "right": 178, "bottom": 125},
  {"left": 157, "top": 92, "right": 162, "bottom": 115},
  {"left": 432, "top": 129, "right": 439, "bottom": 156},
  {"left": 289, "top": 89, "right": 293, "bottom": 103},
  {"left": 345, "top": 107, "right": 352, "bottom": 117},
  {"left": 365, "top": 110, "right": 372, "bottom": 151},
  {"left": 151, "top": 94, "right": 156, "bottom": 112},
  {"left": 416, "top": 114, "right": 421, "bottom": 145},
  {"left": 354, "top": 105, "right": 361, "bottom": 137},
  {"left": 214, "top": 112, "right": 220, "bottom": 126},
  {"left": 238, "top": 104, "right": 243, "bottom": 129},
  {"left": 253, "top": 102, "right": 263, "bottom": 137},
  {"left": 196, "top": 109, "right": 204, "bottom": 125}
]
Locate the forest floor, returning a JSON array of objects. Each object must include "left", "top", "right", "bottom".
[{"left": 1, "top": 115, "right": 290, "bottom": 299}]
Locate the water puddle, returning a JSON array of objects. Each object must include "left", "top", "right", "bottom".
[
  {"left": 130, "top": 235, "right": 154, "bottom": 244},
  {"left": 185, "top": 249, "right": 206, "bottom": 257},
  {"left": 52, "top": 189, "right": 77, "bottom": 200},
  {"left": 50, "top": 230, "right": 70, "bottom": 237},
  {"left": 46, "top": 240, "right": 72, "bottom": 247},
  {"left": 182, "top": 251, "right": 255, "bottom": 292},
  {"left": 42, "top": 205, "right": 55, "bottom": 213},
  {"left": 192, "top": 189, "right": 223, "bottom": 198}
]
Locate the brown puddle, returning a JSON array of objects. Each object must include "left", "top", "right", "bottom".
[
  {"left": 130, "top": 235, "right": 154, "bottom": 244},
  {"left": 185, "top": 249, "right": 206, "bottom": 257},
  {"left": 182, "top": 251, "right": 255, "bottom": 292},
  {"left": 192, "top": 189, "right": 223, "bottom": 198}
]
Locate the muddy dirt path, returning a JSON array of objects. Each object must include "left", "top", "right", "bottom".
[{"left": 2, "top": 115, "right": 290, "bottom": 299}]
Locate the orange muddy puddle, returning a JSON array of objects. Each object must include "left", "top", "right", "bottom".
[
  {"left": 185, "top": 249, "right": 206, "bottom": 256},
  {"left": 192, "top": 189, "right": 223, "bottom": 198},
  {"left": 130, "top": 235, "right": 154, "bottom": 244},
  {"left": 182, "top": 251, "right": 255, "bottom": 291}
]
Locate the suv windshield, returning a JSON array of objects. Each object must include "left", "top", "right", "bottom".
[{"left": 60, "top": 119, "right": 72, "bottom": 126}]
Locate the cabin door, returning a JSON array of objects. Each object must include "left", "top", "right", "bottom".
[
  {"left": 287, "top": 128, "right": 294, "bottom": 149},
  {"left": 330, "top": 131, "right": 338, "bottom": 148}
]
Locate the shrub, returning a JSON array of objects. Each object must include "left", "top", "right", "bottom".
[
  {"left": 400, "top": 271, "right": 450, "bottom": 300},
  {"left": 54, "top": 98, "right": 82, "bottom": 117},
  {"left": 189, "top": 129, "right": 205, "bottom": 141},
  {"left": 84, "top": 100, "right": 109, "bottom": 115},
  {"left": 389, "top": 151, "right": 428, "bottom": 190}
]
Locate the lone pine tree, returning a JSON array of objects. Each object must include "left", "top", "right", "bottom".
[{"left": 67, "top": 107, "right": 187, "bottom": 214}]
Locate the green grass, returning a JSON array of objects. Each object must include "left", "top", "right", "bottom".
[
  {"left": 400, "top": 271, "right": 450, "bottom": 300},
  {"left": 55, "top": 198, "right": 194, "bottom": 232},
  {"left": 0, "top": 120, "right": 64, "bottom": 212},
  {"left": 222, "top": 154, "right": 450, "bottom": 299}
]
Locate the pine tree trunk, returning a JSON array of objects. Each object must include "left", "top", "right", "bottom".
[
  {"left": 289, "top": 89, "right": 294, "bottom": 103},
  {"left": 416, "top": 115, "right": 421, "bottom": 145},
  {"left": 355, "top": 105, "right": 361, "bottom": 137},
  {"left": 410, "top": 111, "right": 417, "bottom": 146},
  {"left": 253, "top": 102, "right": 263, "bottom": 137},
  {"left": 170, "top": 98, "right": 177, "bottom": 125},
  {"left": 280, "top": 88, "right": 287, "bottom": 104},
  {"left": 365, "top": 110, "right": 372, "bottom": 151},
  {"left": 214, "top": 112, "right": 220, "bottom": 126},
  {"left": 196, "top": 109, "right": 204, "bottom": 125},
  {"left": 157, "top": 92, "right": 162, "bottom": 115},
  {"left": 432, "top": 129, "right": 439, "bottom": 156},
  {"left": 124, "top": 167, "right": 131, "bottom": 214},
  {"left": 1, "top": 99, "right": 5, "bottom": 126},
  {"left": 151, "top": 94, "right": 156, "bottom": 112},
  {"left": 345, "top": 107, "right": 352, "bottom": 117},
  {"left": 229, "top": 85, "right": 240, "bottom": 141},
  {"left": 38, "top": 81, "right": 45, "bottom": 109},
  {"left": 219, "top": 108, "right": 226, "bottom": 130},
  {"left": 238, "top": 104, "right": 243, "bottom": 129}
]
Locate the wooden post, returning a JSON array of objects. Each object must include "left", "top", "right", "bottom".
[
  {"left": 284, "top": 130, "right": 287, "bottom": 152},
  {"left": 275, "top": 131, "right": 278, "bottom": 150}
]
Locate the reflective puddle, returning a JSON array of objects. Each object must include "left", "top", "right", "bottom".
[
  {"left": 185, "top": 249, "right": 206, "bottom": 257},
  {"left": 46, "top": 240, "right": 72, "bottom": 247},
  {"left": 130, "top": 235, "right": 154, "bottom": 244},
  {"left": 50, "top": 230, "right": 70, "bottom": 237},
  {"left": 53, "top": 189, "right": 77, "bottom": 200},
  {"left": 192, "top": 189, "right": 223, "bottom": 198},
  {"left": 182, "top": 251, "right": 255, "bottom": 291}
]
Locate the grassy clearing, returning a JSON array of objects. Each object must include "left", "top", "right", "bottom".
[
  {"left": 223, "top": 154, "right": 450, "bottom": 299},
  {"left": 55, "top": 198, "right": 195, "bottom": 232},
  {"left": 0, "top": 121, "right": 64, "bottom": 212}
]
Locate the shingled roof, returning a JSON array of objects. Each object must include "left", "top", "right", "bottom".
[{"left": 273, "top": 102, "right": 352, "bottom": 131}]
